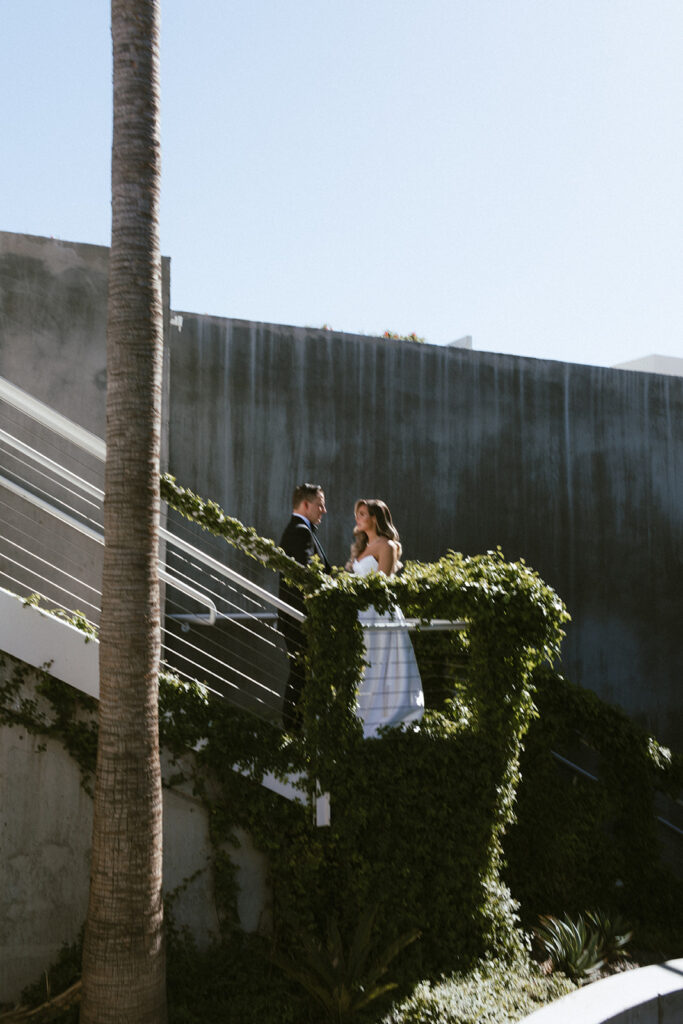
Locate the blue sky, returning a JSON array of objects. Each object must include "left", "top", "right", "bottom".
[{"left": 2, "top": 1, "right": 682, "bottom": 367}]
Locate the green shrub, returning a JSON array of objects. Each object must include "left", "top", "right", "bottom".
[
  {"left": 166, "top": 930, "right": 310, "bottom": 1024},
  {"left": 270, "top": 905, "right": 420, "bottom": 1023},
  {"left": 381, "top": 957, "right": 576, "bottom": 1024},
  {"left": 14, "top": 936, "right": 82, "bottom": 1024},
  {"left": 585, "top": 909, "right": 633, "bottom": 963},
  {"left": 7, "top": 483, "right": 681, "bottom": 1017},
  {"left": 157, "top": 484, "right": 570, "bottom": 978},
  {"left": 504, "top": 667, "right": 683, "bottom": 951}
]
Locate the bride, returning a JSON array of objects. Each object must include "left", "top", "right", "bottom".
[{"left": 347, "top": 499, "right": 424, "bottom": 737}]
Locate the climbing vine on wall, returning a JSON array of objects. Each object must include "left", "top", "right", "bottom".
[
  {"left": 159, "top": 475, "right": 575, "bottom": 969},
  {"left": 4, "top": 479, "right": 680, "bottom": 986},
  {"left": 504, "top": 666, "right": 683, "bottom": 945}
]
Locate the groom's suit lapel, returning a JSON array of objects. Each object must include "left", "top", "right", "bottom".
[{"left": 310, "top": 524, "right": 330, "bottom": 570}]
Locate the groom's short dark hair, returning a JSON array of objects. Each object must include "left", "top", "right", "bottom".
[{"left": 292, "top": 482, "right": 323, "bottom": 508}]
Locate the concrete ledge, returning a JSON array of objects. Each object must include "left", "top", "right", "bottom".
[
  {"left": 521, "top": 959, "right": 683, "bottom": 1024},
  {"left": 0, "top": 587, "right": 99, "bottom": 699}
]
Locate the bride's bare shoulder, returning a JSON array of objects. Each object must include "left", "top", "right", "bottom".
[
  {"left": 368, "top": 536, "right": 395, "bottom": 575},
  {"left": 370, "top": 536, "right": 392, "bottom": 554}
]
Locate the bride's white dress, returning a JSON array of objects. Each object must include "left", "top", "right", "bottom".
[{"left": 352, "top": 555, "right": 425, "bottom": 737}]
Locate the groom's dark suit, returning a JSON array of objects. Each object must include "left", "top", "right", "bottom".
[{"left": 278, "top": 515, "right": 331, "bottom": 730}]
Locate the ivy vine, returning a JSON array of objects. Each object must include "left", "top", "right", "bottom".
[
  {"left": 160, "top": 475, "right": 575, "bottom": 968},
  {"left": 2, "top": 478, "right": 680, "bottom": 991},
  {"left": 505, "top": 666, "right": 683, "bottom": 948}
]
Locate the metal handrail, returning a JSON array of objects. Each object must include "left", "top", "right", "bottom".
[
  {"left": 0, "top": 376, "right": 106, "bottom": 460},
  {"left": 365, "top": 618, "right": 467, "bottom": 632},
  {"left": 552, "top": 750, "right": 683, "bottom": 838},
  {"left": 0, "top": 472, "right": 104, "bottom": 546},
  {"left": 0, "top": 375, "right": 305, "bottom": 624},
  {"left": 160, "top": 526, "right": 304, "bottom": 623},
  {"left": 0, "top": 427, "right": 103, "bottom": 500},
  {"left": 169, "top": 611, "right": 466, "bottom": 633},
  {"left": 159, "top": 569, "right": 216, "bottom": 626},
  {"left": 0, "top": 471, "right": 218, "bottom": 627},
  {"left": 0, "top": 374, "right": 467, "bottom": 633},
  {"left": 0, "top": 375, "right": 330, "bottom": 820}
]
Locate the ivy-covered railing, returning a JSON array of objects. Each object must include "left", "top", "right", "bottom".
[
  {"left": 160, "top": 474, "right": 575, "bottom": 969},
  {"left": 161, "top": 473, "right": 569, "bottom": 764}
]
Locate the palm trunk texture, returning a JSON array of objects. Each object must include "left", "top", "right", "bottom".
[{"left": 81, "top": 2, "right": 167, "bottom": 1021}]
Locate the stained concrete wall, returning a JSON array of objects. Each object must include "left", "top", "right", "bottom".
[
  {"left": 0, "top": 661, "right": 270, "bottom": 1002},
  {"left": 1, "top": 230, "right": 680, "bottom": 749},
  {"left": 168, "top": 315, "right": 683, "bottom": 750},
  {"left": 0, "top": 231, "right": 170, "bottom": 621},
  {"left": 0, "top": 231, "right": 170, "bottom": 438}
]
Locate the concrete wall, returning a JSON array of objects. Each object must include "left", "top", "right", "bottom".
[
  {"left": 169, "top": 315, "right": 682, "bottom": 750},
  {"left": 0, "top": 231, "right": 170, "bottom": 439},
  {"left": 0, "top": 661, "right": 270, "bottom": 1002},
  {"left": 0, "top": 231, "right": 170, "bottom": 621},
  {"left": 0, "top": 233, "right": 109, "bottom": 434},
  {"left": 1, "top": 231, "right": 680, "bottom": 748},
  {"left": 521, "top": 957, "right": 683, "bottom": 1024}
]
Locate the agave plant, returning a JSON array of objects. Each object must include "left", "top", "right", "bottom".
[
  {"left": 534, "top": 913, "right": 606, "bottom": 980},
  {"left": 585, "top": 909, "right": 633, "bottom": 961},
  {"left": 270, "top": 904, "right": 420, "bottom": 1024},
  {"left": 534, "top": 909, "right": 633, "bottom": 982}
]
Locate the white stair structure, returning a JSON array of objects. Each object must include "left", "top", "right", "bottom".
[
  {"left": 0, "top": 375, "right": 329, "bottom": 824},
  {"left": 0, "top": 585, "right": 100, "bottom": 699}
]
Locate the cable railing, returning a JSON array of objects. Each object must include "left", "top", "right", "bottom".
[
  {"left": 0, "top": 375, "right": 468, "bottom": 731},
  {"left": 0, "top": 375, "right": 335, "bottom": 818},
  {"left": 551, "top": 750, "right": 683, "bottom": 839},
  {"left": 0, "top": 375, "right": 308, "bottom": 726}
]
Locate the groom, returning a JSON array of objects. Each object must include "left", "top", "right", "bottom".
[{"left": 278, "top": 482, "right": 331, "bottom": 731}]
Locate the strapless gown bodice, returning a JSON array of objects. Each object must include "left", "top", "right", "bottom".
[
  {"left": 352, "top": 554, "right": 379, "bottom": 577},
  {"left": 351, "top": 554, "right": 424, "bottom": 737}
]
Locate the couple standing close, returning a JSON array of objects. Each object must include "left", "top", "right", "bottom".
[{"left": 278, "top": 482, "right": 424, "bottom": 736}]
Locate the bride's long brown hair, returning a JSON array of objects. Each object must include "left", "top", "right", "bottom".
[{"left": 347, "top": 499, "right": 403, "bottom": 568}]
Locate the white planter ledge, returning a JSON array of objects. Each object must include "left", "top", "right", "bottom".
[{"left": 521, "top": 958, "right": 683, "bottom": 1024}]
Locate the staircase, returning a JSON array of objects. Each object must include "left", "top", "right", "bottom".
[{"left": 0, "top": 374, "right": 329, "bottom": 824}]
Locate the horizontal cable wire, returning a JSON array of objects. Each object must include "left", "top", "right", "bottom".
[
  {"left": 161, "top": 616, "right": 285, "bottom": 706},
  {"left": 0, "top": 495, "right": 104, "bottom": 581},
  {"left": 158, "top": 634, "right": 282, "bottom": 716},
  {"left": 0, "top": 435, "right": 103, "bottom": 510},
  {"left": 0, "top": 409, "right": 104, "bottom": 486},
  {"left": 0, "top": 534, "right": 102, "bottom": 601},
  {"left": 0, "top": 457, "right": 103, "bottom": 532},
  {"left": 0, "top": 573, "right": 99, "bottom": 635},
  {"left": 162, "top": 614, "right": 282, "bottom": 696},
  {"left": 0, "top": 551, "right": 101, "bottom": 618},
  {"left": 0, "top": 577, "right": 80, "bottom": 626},
  {"left": 164, "top": 618, "right": 286, "bottom": 690}
]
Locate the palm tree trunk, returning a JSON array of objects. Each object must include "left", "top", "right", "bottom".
[{"left": 81, "top": 1, "right": 166, "bottom": 1021}]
